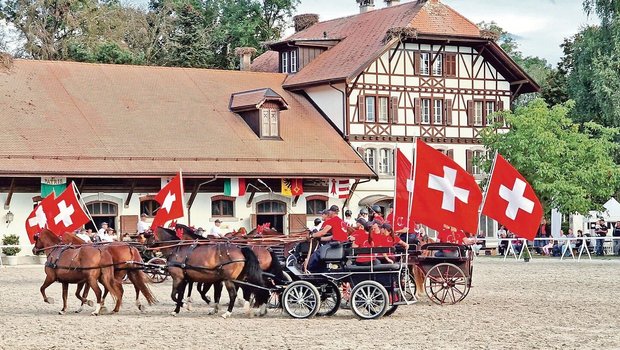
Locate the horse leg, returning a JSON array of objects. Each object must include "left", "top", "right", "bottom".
[
  {"left": 221, "top": 280, "right": 237, "bottom": 319},
  {"left": 88, "top": 274, "right": 104, "bottom": 316},
  {"left": 172, "top": 279, "right": 187, "bottom": 316},
  {"left": 127, "top": 272, "right": 144, "bottom": 312},
  {"left": 198, "top": 282, "right": 212, "bottom": 304},
  {"left": 414, "top": 265, "right": 425, "bottom": 298},
  {"left": 81, "top": 283, "right": 94, "bottom": 307},
  {"left": 74, "top": 283, "right": 88, "bottom": 313},
  {"left": 40, "top": 273, "right": 55, "bottom": 304},
  {"left": 59, "top": 283, "right": 69, "bottom": 315},
  {"left": 207, "top": 282, "right": 222, "bottom": 315},
  {"left": 241, "top": 286, "right": 253, "bottom": 317},
  {"left": 184, "top": 281, "right": 194, "bottom": 311}
]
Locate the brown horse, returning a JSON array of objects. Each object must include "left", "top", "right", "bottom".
[
  {"left": 410, "top": 235, "right": 436, "bottom": 298},
  {"left": 61, "top": 233, "right": 157, "bottom": 312},
  {"left": 33, "top": 229, "right": 123, "bottom": 315},
  {"left": 152, "top": 226, "right": 268, "bottom": 318}
]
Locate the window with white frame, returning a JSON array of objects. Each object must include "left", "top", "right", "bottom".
[
  {"left": 472, "top": 150, "right": 486, "bottom": 175},
  {"left": 378, "top": 148, "right": 393, "bottom": 175},
  {"left": 421, "top": 98, "right": 431, "bottom": 124},
  {"left": 261, "top": 108, "right": 279, "bottom": 138},
  {"left": 432, "top": 53, "right": 443, "bottom": 76},
  {"left": 290, "top": 50, "right": 297, "bottom": 73},
  {"left": 420, "top": 52, "right": 430, "bottom": 75},
  {"left": 281, "top": 52, "right": 288, "bottom": 73},
  {"left": 474, "top": 101, "right": 484, "bottom": 126},
  {"left": 486, "top": 101, "right": 495, "bottom": 124},
  {"left": 365, "top": 96, "right": 376, "bottom": 122},
  {"left": 378, "top": 97, "right": 389, "bottom": 122},
  {"left": 433, "top": 99, "right": 443, "bottom": 124},
  {"left": 364, "top": 148, "right": 376, "bottom": 170}
]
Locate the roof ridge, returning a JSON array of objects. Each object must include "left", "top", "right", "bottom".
[{"left": 430, "top": 1, "right": 481, "bottom": 33}]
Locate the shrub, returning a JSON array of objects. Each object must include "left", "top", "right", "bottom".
[{"left": 2, "top": 234, "right": 21, "bottom": 256}]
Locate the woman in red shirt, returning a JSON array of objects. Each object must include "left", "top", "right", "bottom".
[
  {"left": 377, "top": 223, "right": 409, "bottom": 263},
  {"left": 351, "top": 219, "right": 378, "bottom": 265}
]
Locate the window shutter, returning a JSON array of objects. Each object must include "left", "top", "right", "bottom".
[
  {"left": 446, "top": 53, "right": 457, "bottom": 77},
  {"left": 390, "top": 96, "right": 399, "bottom": 123},
  {"left": 414, "top": 98, "right": 421, "bottom": 124},
  {"left": 466, "top": 150, "right": 473, "bottom": 174},
  {"left": 467, "top": 100, "right": 474, "bottom": 126},
  {"left": 447, "top": 149, "right": 454, "bottom": 160},
  {"left": 414, "top": 52, "right": 421, "bottom": 75},
  {"left": 497, "top": 100, "right": 505, "bottom": 111},
  {"left": 445, "top": 99, "right": 452, "bottom": 125},
  {"left": 358, "top": 94, "right": 365, "bottom": 122},
  {"left": 496, "top": 100, "right": 505, "bottom": 124}
]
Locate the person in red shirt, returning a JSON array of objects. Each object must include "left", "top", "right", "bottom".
[
  {"left": 351, "top": 218, "right": 378, "bottom": 265},
  {"left": 371, "top": 205, "right": 385, "bottom": 224},
  {"left": 307, "top": 205, "right": 349, "bottom": 272},
  {"left": 377, "top": 223, "right": 409, "bottom": 263}
]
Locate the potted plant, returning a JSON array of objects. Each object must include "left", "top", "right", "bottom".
[
  {"left": 2, "top": 234, "right": 21, "bottom": 266},
  {"left": 522, "top": 245, "right": 531, "bottom": 262}
]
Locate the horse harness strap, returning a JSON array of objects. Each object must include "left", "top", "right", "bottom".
[
  {"left": 45, "top": 245, "right": 74, "bottom": 270},
  {"left": 168, "top": 243, "right": 244, "bottom": 274}
]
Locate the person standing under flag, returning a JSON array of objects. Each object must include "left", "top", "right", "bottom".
[
  {"left": 481, "top": 153, "right": 543, "bottom": 241},
  {"left": 151, "top": 172, "right": 185, "bottom": 229},
  {"left": 411, "top": 139, "right": 482, "bottom": 234}
]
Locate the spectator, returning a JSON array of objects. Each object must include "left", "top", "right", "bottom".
[
  {"left": 196, "top": 227, "right": 206, "bottom": 238},
  {"left": 575, "top": 229, "right": 584, "bottom": 250},
  {"left": 542, "top": 239, "right": 554, "bottom": 256},
  {"left": 97, "top": 222, "right": 109, "bottom": 236},
  {"left": 209, "top": 219, "right": 224, "bottom": 238},
  {"left": 344, "top": 210, "right": 356, "bottom": 227},
  {"left": 498, "top": 231, "right": 509, "bottom": 256},
  {"left": 510, "top": 233, "right": 523, "bottom": 255},
  {"left": 471, "top": 232, "right": 485, "bottom": 255},
  {"left": 76, "top": 228, "right": 91, "bottom": 243},
  {"left": 107, "top": 228, "right": 118, "bottom": 241},
  {"left": 534, "top": 218, "right": 548, "bottom": 254},
  {"left": 122, "top": 233, "right": 132, "bottom": 242},
  {"left": 310, "top": 218, "right": 322, "bottom": 233},
  {"left": 357, "top": 207, "right": 369, "bottom": 221},
  {"left": 613, "top": 222, "right": 620, "bottom": 255},
  {"left": 594, "top": 219, "right": 608, "bottom": 256},
  {"left": 137, "top": 213, "right": 151, "bottom": 234},
  {"left": 552, "top": 230, "right": 567, "bottom": 257},
  {"left": 566, "top": 228, "right": 576, "bottom": 253}
]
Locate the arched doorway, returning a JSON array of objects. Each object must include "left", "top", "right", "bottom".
[
  {"left": 256, "top": 200, "right": 286, "bottom": 233},
  {"left": 358, "top": 195, "right": 393, "bottom": 217},
  {"left": 85, "top": 201, "right": 118, "bottom": 232}
]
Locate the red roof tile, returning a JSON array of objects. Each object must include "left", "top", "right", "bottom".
[
  {"left": 230, "top": 88, "right": 288, "bottom": 112},
  {"left": 0, "top": 60, "right": 375, "bottom": 179}
]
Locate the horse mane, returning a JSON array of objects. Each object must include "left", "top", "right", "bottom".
[
  {"left": 175, "top": 223, "right": 203, "bottom": 240},
  {"left": 61, "top": 232, "right": 86, "bottom": 244},
  {"left": 155, "top": 226, "right": 179, "bottom": 241},
  {"left": 41, "top": 229, "right": 61, "bottom": 243}
]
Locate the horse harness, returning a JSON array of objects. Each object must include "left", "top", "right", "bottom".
[
  {"left": 45, "top": 244, "right": 115, "bottom": 272},
  {"left": 167, "top": 241, "right": 245, "bottom": 276}
]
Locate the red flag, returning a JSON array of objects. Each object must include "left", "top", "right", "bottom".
[
  {"left": 411, "top": 139, "right": 482, "bottom": 233},
  {"left": 25, "top": 193, "right": 57, "bottom": 243},
  {"left": 46, "top": 183, "right": 90, "bottom": 235},
  {"left": 481, "top": 153, "right": 543, "bottom": 240},
  {"left": 390, "top": 149, "right": 415, "bottom": 232},
  {"left": 151, "top": 172, "right": 184, "bottom": 229}
]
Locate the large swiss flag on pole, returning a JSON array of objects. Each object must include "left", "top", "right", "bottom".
[
  {"left": 151, "top": 172, "right": 185, "bottom": 229},
  {"left": 390, "top": 149, "right": 415, "bottom": 232},
  {"left": 25, "top": 193, "right": 57, "bottom": 243},
  {"left": 411, "top": 139, "right": 482, "bottom": 233},
  {"left": 481, "top": 153, "right": 543, "bottom": 240},
  {"left": 46, "top": 183, "right": 91, "bottom": 235}
]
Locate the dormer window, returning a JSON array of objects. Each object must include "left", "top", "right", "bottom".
[
  {"left": 230, "top": 88, "right": 288, "bottom": 140},
  {"left": 280, "top": 49, "right": 298, "bottom": 74}
]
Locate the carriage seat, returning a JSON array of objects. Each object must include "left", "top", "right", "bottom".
[
  {"left": 345, "top": 262, "right": 401, "bottom": 272},
  {"left": 318, "top": 242, "right": 350, "bottom": 262}
]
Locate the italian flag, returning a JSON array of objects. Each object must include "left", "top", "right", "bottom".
[{"left": 224, "top": 178, "right": 246, "bottom": 197}]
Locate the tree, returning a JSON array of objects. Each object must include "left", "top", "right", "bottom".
[{"left": 481, "top": 98, "right": 620, "bottom": 215}]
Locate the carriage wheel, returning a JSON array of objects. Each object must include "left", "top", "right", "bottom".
[
  {"left": 350, "top": 281, "right": 389, "bottom": 320},
  {"left": 267, "top": 272, "right": 292, "bottom": 309},
  {"left": 146, "top": 257, "right": 168, "bottom": 284},
  {"left": 282, "top": 281, "right": 321, "bottom": 319},
  {"left": 424, "top": 263, "right": 469, "bottom": 305},
  {"left": 317, "top": 280, "right": 341, "bottom": 316}
]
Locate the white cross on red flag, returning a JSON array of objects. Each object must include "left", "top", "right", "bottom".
[
  {"left": 411, "top": 139, "right": 482, "bottom": 233},
  {"left": 151, "top": 172, "right": 185, "bottom": 230},
  {"left": 46, "top": 183, "right": 90, "bottom": 235},
  {"left": 25, "top": 192, "right": 57, "bottom": 243},
  {"left": 481, "top": 153, "right": 543, "bottom": 240}
]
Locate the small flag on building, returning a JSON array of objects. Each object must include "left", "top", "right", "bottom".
[
  {"left": 41, "top": 177, "right": 66, "bottom": 198},
  {"left": 328, "top": 179, "right": 350, "bottom": 199},
  {"left": 224, "top": 178, "right": 246, "bottom": 197},
  {"left": 281, "top": 179, "right": 303, "bottom": 196}
]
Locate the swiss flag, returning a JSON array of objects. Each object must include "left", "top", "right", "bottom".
[
  {"left": 481, "top": 153, "right": 543, "bottom": 240},
  {"left": 151, "top": 172, "right": 184, "bottom": 230},
  {"left": 411, "top": 139, "right": 482, "bottom": 233},
  {"left": 389, "top": 149, "right": 416, "bottom": 232},
  {"left": 25, "top": 193, "right": 57, "bottom": 243},
  {"left": 46, "top": 183, "right": 90, "bottom": 235}
]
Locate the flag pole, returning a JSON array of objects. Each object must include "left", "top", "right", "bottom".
[
  {"left": 478, "top": 150, "right": 499, "bottom": 234},
  {"left": 407, "top": 138, "right": 417, "bottom": 234},
  {"left": 392, "top": 143, "right": 398, "bottom": 226},
  {"left": 72, "top": 181, "right": 98, "bottom": 231},
  {"left": 179, "top": 169, "right": 186, "bottom": 224}
]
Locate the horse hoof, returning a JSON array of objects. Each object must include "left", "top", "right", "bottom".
[
  {"left": 58, "top": 311, "right": 66, "bottom": 315},
  {"left": 87, "top": 300, "right": 94, "bottom": 307},
  {"left": 100, "top": 306, "right": 108, "bottom": 314},
  {"left": 221, "top": 311, "right": 232, "bottom": 319},
  {"left": 75, "top": 307, "right": 83, "bottom": 314},
  {"left": 90, "top": 312, "right": 99, "bottom": 316},
  {"left": 138, "top": 304, "right": 145, "bottom": 312},
  {"left": 169, "top": 311, "right": 178, "bottom": 317},
  {"left": 45, "top": 297, "right": 55, "bottom": 304}
]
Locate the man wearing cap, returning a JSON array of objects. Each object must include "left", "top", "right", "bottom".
[
  {"left": 97, "top": 222, "right": 114, "bottom": 242},
  {"left": 76, "top": 228, "right": 91, "bottom": 243},
  {"left": 344, "top": 209, "right": 356, "bottom": 227},
  {"left": 209, "top": 219, "right": 224, "bottom": 238},
  {"left": 307, "top": 205, "right": 349, "bottom": 272},
  {"left": 137, "top": 213, "right": 151, "bottom": 234}
]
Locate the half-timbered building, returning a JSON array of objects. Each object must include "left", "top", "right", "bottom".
[{"left": 252, "top": 0, "right": 538, "bottom": 235}]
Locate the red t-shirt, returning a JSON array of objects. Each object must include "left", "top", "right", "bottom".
[
  {"left": 437, "top": 228, "right": 466, "bottom": 244},
  {"left": 373, "top": 214, "right": 385, "bottom": 224},
  {"left": 325, "top": 216, "right": 348, "bottom": 242},
  {"left": 351, "top": 229, "right": 368, "bottom": 246},
  {"left": 372, "top": 232, "right": 389, "bottom": 247},
  {"left": 384, "top": 235, "right": 402, "bottom": 247}
]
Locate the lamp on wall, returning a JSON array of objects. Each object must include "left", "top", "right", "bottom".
[{"left": 5, "top": 210, "right": 14, "bottom": 225}]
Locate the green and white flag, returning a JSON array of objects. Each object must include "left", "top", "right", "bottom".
[
  {"left": 41, "top": 177, "right": 66, "bottom": 198},
  {"left": 224, "top": 178, "right": 246, "bottom": 197}
]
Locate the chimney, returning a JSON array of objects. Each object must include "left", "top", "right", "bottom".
[
  {"left": 235, "top": 47, "right": 257, "bottom": 71},
  {"left": 293, "top": 14, "right": 319, "bottom": 33},
  {"left": 357, "top": 0, "right": 375, "bottom": 13},
  {"left": 384, "top": 0, "right": 400, "bottom": 6}
]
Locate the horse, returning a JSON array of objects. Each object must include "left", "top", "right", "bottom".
[
  {"left": 61, "top": 233, "right": 157, "bottom": 312},
  {"left": 174, "top": 223, "right": 286, "bottom": 315},
  {"left": 409, "top": 234, "right": 436, "bottom": 298},
  {"left": 33, "top": 229, "right": 123, "bottom": 315},
  {"left": 151, "top": 226, "right": 269, "bottom": 318}
]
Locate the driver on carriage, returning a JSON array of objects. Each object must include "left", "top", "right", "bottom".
[{"left": 306, "top": 205, "right": 349, "bottom": 272}]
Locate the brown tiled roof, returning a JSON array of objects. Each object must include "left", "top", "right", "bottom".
[
  {"left": 253, "top": 0, "right": 537, "bottom": 93},
  {"left": 0, "top": 60, "right": 375, "bottom": 179},
  {"left": 229, "top": 88, "right": 288, "bottom": 112},
  {"left": 250, "top": 50, "right": 279, "bottom": 73}
]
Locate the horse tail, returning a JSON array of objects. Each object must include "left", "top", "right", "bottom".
[
  {"left": 239, "top": 247, "right": 269, "bottom": 306},
  {"left": 130, "top": 270, "right": 158, "bottom": 305},
  {"left": 267, "top": 249, "right": 286, "bottom": 283},
  {"left": 100, "top": 254, "right": 122, "bottom": 305}
]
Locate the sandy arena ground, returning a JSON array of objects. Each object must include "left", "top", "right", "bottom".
[{"left": 0, "top": 258, "right": 619, "bottom": 350}]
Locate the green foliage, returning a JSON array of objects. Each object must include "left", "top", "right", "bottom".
[
  {"left": 481, "top": 98, "right": 620, "bottom": 215},
  {"left": 2, "top": 234, "right": 21, "bottom": 256}
]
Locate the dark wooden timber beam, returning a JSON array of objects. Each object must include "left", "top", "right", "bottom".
[
  {"left": 187, "top": 182, "right": 200, "bottom": 209},
  {"left": 292, "top": 195, "right": 300, "bottom": 207},
  {"left": 343, "top": 179, "right": 361, "bottom": 210},
  {"left": 124, "top": 180, "right": 136, "bottom": 208},
  {"left": 246, "top": 188, "right": 256, "bottom": 208},
  {"left": 4, "top": 178, "right": 14, "bottom": 209}
]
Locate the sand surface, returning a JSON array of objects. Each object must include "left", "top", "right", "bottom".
[{"left": 1, "top": 258, "right": 619, "bottom": 350}]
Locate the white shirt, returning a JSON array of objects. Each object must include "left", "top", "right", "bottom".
[
  {"left": 137, "top": 220, "right": 151, "bottom": 234},
  {"left": 345, "top": 218, "right": 356, "bottom": 227},
  {"left": 209, "top": 225, "right": 222, "bottom": 238},
  {"left": 76, "top": 233, "right": 91, "bottom": 242},
  {"left": 98, "top": 232, "right": 114, "bottom": 242}
]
